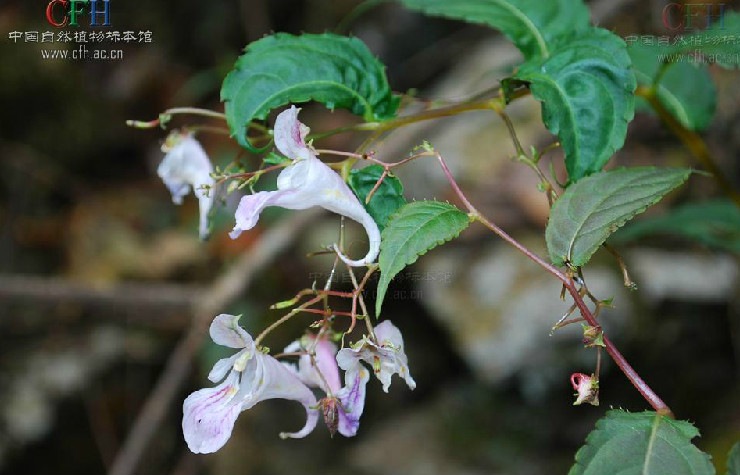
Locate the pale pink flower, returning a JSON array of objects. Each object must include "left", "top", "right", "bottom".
[
  {"left": 230, "top": 106, "right": 380, "bottom": 266},
  {"left": 157, "top": 133, "right": 215, "bottom": 240},
  {"left": 285, "top": 334, "right": 369, "bottom": 437},
  {"left": 337, "top": 320, "right": 416, "bottom": 393},
  {"left": 182, "top": 314, "right": 318, "bottom": 453}
]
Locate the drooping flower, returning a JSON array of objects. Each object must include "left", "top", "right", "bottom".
[
  {"left": 336, "top": 320, "right": 416, "bottom": 393},
  {"left": 285, "top": 334, "right": 369, "bottom": 437},
  {"left": 570, "top": 373, "right": 599, "bottom": 406},
  {"left": 157, "top": 133, "right": 215, "bottom": 240},
  {"left": 230, "top": 106, "right": 380, "bottom": 266},
  {"left": 182, "top": 314, "right": 318, "bottom": 454}
]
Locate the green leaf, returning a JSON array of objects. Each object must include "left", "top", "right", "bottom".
[
  {"left": 727, "top": 441, "right": 740, "bottom": 475},
  {"left": 670, "top": 11, "right": 740, "bottom": 70},
  {"left": 506, "top": 27, "right": 637, "bottom": 183},
  {"left": 376, "top": 201, "right": 470, "bottom": 314},
  {"left": 398, "top": 0, "right": 590, "bottom": 60},
  {"left": 628, "top": 43, "right": 717, "bottom": 131},
  {"left": 569, "top": 410, "right": 715, "bottom": 475},
  {"left": 546, "top": 167, "right": 692, "bottom": 267},
  {"left": 221, "top": 33, "right": 399, "bottom": 152},
  {"left": 349, "top": 165, "right": 407, "bottom": 231},
  {"left": 612, "top": 199, "right": 740, "bottom": 253}
]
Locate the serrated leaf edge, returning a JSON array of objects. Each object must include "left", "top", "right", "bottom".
[
  {"left": 221, "top": 33, "right": 397, "bottom": 150},
  {"left": 550, "top": 167, "right": 692, "bottom": 267},
  {"left": 570, "top": 410, "right": 712, "bottom": 475},
  {"left": 376, "top": 202, "right": 470, "bottom": 314}
]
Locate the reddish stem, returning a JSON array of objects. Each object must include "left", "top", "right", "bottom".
[
  {"left": 365, "top": 170, "right": 388, "bottom": 204},
  {"left": 301, "top": 308, "right": 356, "bottom": 318},
  {"left": 320, "top": 290, "right": 354, "bottom": 298},
  {"left": 433, "top": 152, "right": 673, "bottom": 417}
]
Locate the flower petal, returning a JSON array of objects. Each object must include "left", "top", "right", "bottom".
[
  {"left": 229, "top": 167, "right": 311, "bottom": 238},
  {"left": 238, "top": 351, "right": 319, "bottom": 439},
  {"left": 291, "top": 336, "right": 342, "bottom": 394},
  {"left": 208, "top": 351, "right": 244, "bottom": 383},
  {"left": 274, "top": 106, "right": 312, "bottom": 161},
  {"left": 209, "top": 314, "right": 253, "bottom": 349},
  {"left": 336, "top": 345, "right": 363, "bottom": 374},
  {"left": 157, "top": 134, "right": 215, "bottom": 240},
  {"left": 375, "top": 320, "right": 416, "bottom": 391},
  {"left": 374, "top": 320, "right": 403, "bottom": 347},
  {"left": 336, "top": 364, "right": 369, "bottom": 437},
  {"left": 182, "top": 372, "right": 241, "bottom": 454},
  {"left": 314, "top": 338, "right": 341, "bottom": 394}
]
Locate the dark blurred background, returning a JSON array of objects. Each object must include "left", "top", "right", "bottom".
[{"left": 1, "top": 0, "right": 739, "bottom": 474}]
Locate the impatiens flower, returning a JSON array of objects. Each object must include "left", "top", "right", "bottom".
[
  {"left": 158, "top": 133, "right": 215, "bottom": 240},
  {"left": 285, "top": 334, "right": 369, "bottom": 437},
  {"left": 230, "top": 106, "right": 380, "bottom": 267},
  {"left": 337, "top": 320, "right": 416, "bottom": 393},
  {"left": 570, "top": 373, "right": 599, "bottom": 406},
  {"left": 182, "top": 314, "right": 318, "bottom": 454}
]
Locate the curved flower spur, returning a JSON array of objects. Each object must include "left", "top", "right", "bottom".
[{"left": 230, "top": 106, "right": 381, "bottom": 266}]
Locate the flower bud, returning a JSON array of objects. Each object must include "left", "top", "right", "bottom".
[
  {"left": 320, "top": 397, "right": 340, "bottom": 437},
  {"left": 570, "top": 373, "right": 599, "bottom": 406},
  {"left": 581, "top": 324, "right": 605, "bottom": 348}
]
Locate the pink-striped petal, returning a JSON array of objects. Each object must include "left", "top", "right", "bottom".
[
  {"left": 336, "top": 364, "right": 369, "bottom": 437},
  {"left": 182, "top": 372, "right": 241, "bottom": 454}
]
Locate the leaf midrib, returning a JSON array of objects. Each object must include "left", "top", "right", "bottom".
[
  {"left": 381, "top": 207, "right": 463, "bottom": 275},
  {"left": 642, "top": 413, "right": 662, "bottom": 475},
  {"left": 563, "top": 172, "right": 669, "bottom": 263},
  {"left": 491, "top": 0, "right": 549, "bottom": 58}
]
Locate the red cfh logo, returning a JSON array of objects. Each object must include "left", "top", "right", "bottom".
[
  {"left": 662, "top": 2, "right": 726, "bottom": 31},
  {"left": 45, "top": 0, "right": 111, "bottom": 28}
]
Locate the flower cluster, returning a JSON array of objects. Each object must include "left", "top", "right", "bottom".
[
  {"left": 157, "top": 106, "right": 380, "bottom": 266},
  {"left": 183, "top": 315, "right": 414, "bottom": 453},
  {"left": 158, "top": 105, "right": 412, "bottom": 453}
]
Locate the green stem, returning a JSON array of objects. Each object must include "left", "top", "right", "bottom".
[
  {"left": 161, "top": 107, "right": 227, "bottom": 121},
  {"left": 636, "top": 85, "right": 740, "bottom": 212},
  {"left": 310, "top": 90, "right": 530, "bottom": 141},
  {"left": 254, "top": 295, "right": 323, "bottom": 347}
]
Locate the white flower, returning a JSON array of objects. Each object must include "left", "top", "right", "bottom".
[
  {"left": 285, "top": 334, "right": 369, "bottom": 437},
  {"left": 157, "top": 133, "right": 215, "bottom": 240},
  {"left": 182, "top": 314, "right": 318, "bottom": 454},
  {"left": 230, "top": 106, "right": 380, "bottom": 266},
  {"left": 336, "top": 320, "right": 416, "bottom": 393}
]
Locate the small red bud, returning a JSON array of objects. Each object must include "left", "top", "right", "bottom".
[
  {"left": 570, "top": 373, "right": 599, "bottom": 406},
  {"left": 320, "top": 397, "right": 339, "bottom": 437}
]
